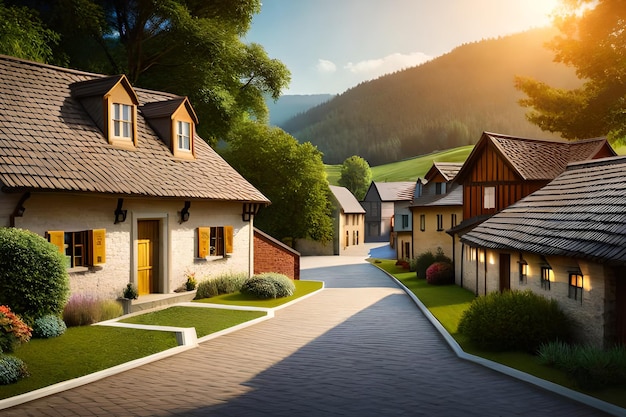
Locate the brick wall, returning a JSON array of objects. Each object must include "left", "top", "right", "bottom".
[{"left": 254, "top": 228, "right": 300, "bottom": 280}]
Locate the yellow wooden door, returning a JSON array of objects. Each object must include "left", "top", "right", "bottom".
[
  {"left": 137, "top": 239, "right": 151, "bottom": 295},
  {"left": 137, "top": 220, "right": 159, "bottom": 295}
]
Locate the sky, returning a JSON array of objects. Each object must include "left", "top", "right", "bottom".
[{"left": 245, "top": 0, "right": 560, "bottom": 95}]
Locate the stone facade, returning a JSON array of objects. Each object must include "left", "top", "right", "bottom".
[
  {"left": 458, "top": 246, "right": 610, "bottom": 348},
  {"left": 11, "top": 192, "right": 253, "bottom": 300}
]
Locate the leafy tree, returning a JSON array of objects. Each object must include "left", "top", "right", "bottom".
[
  {"left": 515, "top": 0, "right": 626, "bottom": 144},
  {"left": 0, "top": 1, "right": 61, "bottom": 64},
  {"left": 338, "top": 155, "right": 372, "bottom": 200},
  {"left": 9, "top": 0, "right": 290, "bottom": 144},
  {"left": 221, "top": 121, "right": 333, "bottom": 245}
]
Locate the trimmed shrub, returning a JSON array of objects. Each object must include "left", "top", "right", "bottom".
[
  {"left": 0, "top": 306, "right": 32, "bottom": 353},
  {"left": 32, "top": 314, "right": 67, "bottom": 339},
  {"left": 538, "top": 342, "right": 626, "bottom": 390},
  {"left": 457, "top": 290, "right": 572, "bottom": 353},
  {"left": 62, "top": 294, "right": 122, "bottom": 327},
  {"left": 415, "top": 250, "right": 435, "bottom": 279},
  {"left": 0, "top": 228, "right": 70, "bottom": 323},
  {"left": 426, "top": 261, "right": 454, "bottom": 285},
  {"left": 240, "top": 273, "right": 295, "bottom": 299},
  {"left": 0, "top": 355, "right": 28, "bottom": 385}
]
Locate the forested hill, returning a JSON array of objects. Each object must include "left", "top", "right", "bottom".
[
  {"left": 280, "top": 28, "right": 581, "bottom": 165},
  {"left": 267, "top": 94, "right": 334, "bottom": 126}
]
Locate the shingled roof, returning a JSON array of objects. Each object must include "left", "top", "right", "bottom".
[
  {"left": 370, "top": 182, "right": 415, "bottom": 202},
  {"left": 461, "top": 156, "right": 626, "bottom": 265},
  {"left": 0, "top": 55, "right": 269, "bottom": 203},
  {"left": 329, "top": 185, "right": 366, "bottom": 214},
  {"left": 456, "top": 132, "right": 615, "bottom": 182},
  {"left": 427, "top": 162, "right": 463, "bottom": 182}
]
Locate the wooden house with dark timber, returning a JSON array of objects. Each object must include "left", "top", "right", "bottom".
[{"left": 449, "top": 132, "right": 616, "bottom": 295}]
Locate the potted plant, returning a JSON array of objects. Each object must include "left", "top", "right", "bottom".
[{"left": 119, "top": 283, "right": 138, "bottom": 314}]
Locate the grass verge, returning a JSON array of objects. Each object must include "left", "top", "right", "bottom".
[
  {"left": 120, "top": 307, "right": 266, "bottom": 338},
  {"left": 2, "top": 326, "right": 178, "bottom": 399},
  {"left": 194, "top": 279, "right": 323, "bottom": 308},
  {"left": 371, "top": 259, "right": 626, "bottom": 409}
]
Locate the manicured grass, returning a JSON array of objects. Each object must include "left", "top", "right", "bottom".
[
  {"left": 2, "top": 326, "right": 178, "bottom": 399},
  {"left": 120, "top": 307, "right": 267, "bottom": 338},
  {"left": 194, "top": 280, "right": 323, "bottom": 308},
  {"left": 371, "top": 259, "right": 626, "bottom": 408}
]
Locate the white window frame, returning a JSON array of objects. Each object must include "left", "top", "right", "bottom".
[
  {"left": 112, "top": 103, "right": 133, "bottom": 140},
  {"left": 484, "top": 186, "right": 496, "bottom": 209},
  {"left": 177, "top": 120, "right": 191, "bottom": 151}
]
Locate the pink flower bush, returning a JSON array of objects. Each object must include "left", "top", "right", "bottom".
[
  {"left": 425, "top": 262, "right": 454, "bottom": 285},
  {"left": 0, "top": 305, "right": 32, "bottom": 353}
]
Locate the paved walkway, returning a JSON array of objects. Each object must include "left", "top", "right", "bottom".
[{"left": 3, "top": 256, "right": 615, "bottom": 416}]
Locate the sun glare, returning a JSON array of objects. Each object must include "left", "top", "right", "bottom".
[{"left": 526, "top": 0, "right": 561, "bottom": 27}]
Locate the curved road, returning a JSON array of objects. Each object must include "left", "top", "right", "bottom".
[{"left": 3, "top": 257, "right": 613, "bottom": 416}]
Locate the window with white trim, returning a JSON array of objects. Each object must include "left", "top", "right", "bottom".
[
  {"left": 177, "top": 120, "right": 191, "bottom": 151},
  {"left": 112, "top": 103, "right": 133, "bottom": 139}
]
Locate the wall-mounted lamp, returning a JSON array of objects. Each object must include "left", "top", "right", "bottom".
[
  {"left": 180, "top": 201, "right": 191, "bottom": 223},
  {"left": 242, "top": 202, "right": 262, "bottom": 222},
  {"left": 518, "top": 258, "right": 528, "bottom": 280},
  {"left": 114, "top": 198, "right": 127, "bottom": 224}
]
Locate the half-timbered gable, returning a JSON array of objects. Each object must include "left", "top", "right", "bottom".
[{"left": 455, "top": 132, "right": 615, "bottom": 220}]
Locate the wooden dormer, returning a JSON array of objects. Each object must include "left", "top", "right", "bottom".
[
  {"left": 70, "top": 75, "right": 139, "bottom": 150},
  {"left": 140, "top": 97, "right": 199, "bottom": 160}
]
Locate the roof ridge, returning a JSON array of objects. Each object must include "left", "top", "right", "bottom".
[{"left": 0, "top": 54, "right": 106, "bottom": 79}]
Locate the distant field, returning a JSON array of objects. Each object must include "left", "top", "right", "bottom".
[{"left": 325, "top": 145, "right": 473, "bottom": 185}]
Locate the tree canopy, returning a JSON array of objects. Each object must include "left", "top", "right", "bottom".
[
  {"left": 0, "top": 1, "right": 60, "bottom": 64},
  {"left": 8, "top": 0, "right": 290, "bottom": 143},
  {"left": 515, "top": 0, "right": 626, "bottom": 144},
  {"left": 220, "top": 121, "right": 333, "bottom": 245},
  {"left": 338, "top": 155, "right": 372, "bottom": 200}
]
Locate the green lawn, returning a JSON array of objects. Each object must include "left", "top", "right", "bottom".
[
  {"left": 371, "top": 259, "right": 626, "bottom": 409},
  {"left": 3, "top": 326, "right": 178, "bottom": 399}
]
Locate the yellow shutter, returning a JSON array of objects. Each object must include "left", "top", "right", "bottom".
[
  {"left": 88, "top": 229, "right": 106, "bottom": 265},
  {"left": 198, "top": 227, "right": 211, "bottom": 258},
  {"left": 46, "top": 231, "right": 65, "bottom": 254},
  {"left": 224, "top": 225, "right": 233, "bottom": 254}
]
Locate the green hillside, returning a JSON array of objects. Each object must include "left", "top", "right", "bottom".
[
  {"left": 285, "top": 28, "right": 581, "bottom": 166},
  {"left": 326, "top": 145, "right": 474, "bottom": 185}
]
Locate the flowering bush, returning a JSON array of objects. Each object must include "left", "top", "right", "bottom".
[
  {"left": 185, "top": 271, "right": 197, "bottom": 291},
  {"left": 425, "top": 261, "right": 454, "bottom": 285},
  {"left": 0, "top": 305, "right": 32, "bottom": 353}
]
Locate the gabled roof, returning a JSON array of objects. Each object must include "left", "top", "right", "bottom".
[
  {"left": 0, "top": 55, "right": 268, "bottom": 203},
  {"left": 329, "top": 185, "right": 366, "bottom": 214},
  {"left": 140, "top": 97, "right": 199, "bottom": 124},
  {"left": 70, "top": 74, "right": 139, "bottom": 104},
  {"left": 411, "top": 183, "right": 463, "bottom": 208},
  {"left": 369, "top": 181, "right": 415, "bottom": 202},
  {"left": 425, "top": 162, "right": 463, "bottom": 182},
  {"left": 461, "top": 156, "right": 626, "bottom": 265},
  {"left": 455, "top": 132, "right": 615, "bottom": 182}
]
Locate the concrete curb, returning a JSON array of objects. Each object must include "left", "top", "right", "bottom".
[
  {"left": 376, "top": 265, "right": 625, "bottom": 417},
  {"left": 0, "top": 282, "right": 325, "bottom": 411}
]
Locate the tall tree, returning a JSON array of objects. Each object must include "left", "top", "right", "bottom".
[
  {"left": 0, "top": 1, "right": 61, "bottom": 64},
  {"left": 221, "top": 121, "right": 333, "bottom": 245},
  {"left": 10, "top": 0, "right": 290, "bottom": 144},
  {"left": 338, "top": 155, "right": 372, "bottom": 200},
  {"left": 515, "top": 0, "right": 626, "bottom": 144}
]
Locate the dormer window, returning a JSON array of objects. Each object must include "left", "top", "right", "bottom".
[
  {"left": 177, "top": 120, "right": 191, "bottom": 151},
  {"left": 113, "top": 103, "right": 133, "bottom": 139},
  {"left": 70, "top": 75, "right": 139, "bottom": 150},
  {"left": 140, "top": 96, "right": 198, "bottom": 160}
]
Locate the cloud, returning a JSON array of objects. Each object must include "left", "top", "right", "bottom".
[
  {"left": 344, "top": 52, "right": 433, "bottom": 77},
  {"left": 316, "top": 59, "right": 337, "bottom": 74}
]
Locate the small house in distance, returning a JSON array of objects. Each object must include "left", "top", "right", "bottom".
[
  {"left": 329, "top": 185, "right": 366, "bottom": 255},
  {"left": 361, "top": 181, "right": 414, "bottom": 243}
]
